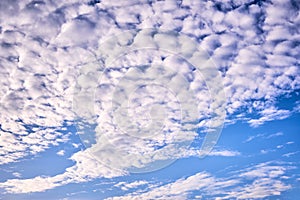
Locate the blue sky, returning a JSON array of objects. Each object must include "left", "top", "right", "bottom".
[{"left": 0, "top": 0, "right": 300, "bottom": 199}]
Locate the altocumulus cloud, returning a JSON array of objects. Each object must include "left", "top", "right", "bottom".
[{"left": 0, "top": 0, "right": 299, "bottom": 196}]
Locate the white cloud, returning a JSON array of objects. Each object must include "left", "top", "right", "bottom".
[
  {"left": 244, "top": 133, "right": 264, "bottom": 143},
  {"left": 73, "top": 29, "right": 226, "bottom": 172},
  {"left": 72, "top": 143, "right": 81, "bottom": 148},
  {"left": 286, "top": 141, "right": 294, "bottom": 145},
  {"left": 259, "top": 138, "right": 294, "bottom": 155},
  {"left": 0, "top": 0, "right": 298, "bottom": 170},
  {"left": 0, "top": 146, "right": 239, "bottom": 194},
  {"left": 57, "top": 150, "right": 65, "bottom": 156},
  {"left": 223, "top": 177, "right": 291, "bottom": 199},
  {"left": 0, "top": 150, "right": 126, "bottom": 194},
  {"left": 106, "top": 172, "right": 238, "bottom": 200},
  {"left": 260, "top": 148, "right": 278, "bottom": 155},
  {"left": 283, "top": 151, "right": 300, "bottom": 158},
  {"left": 244, "top": 132, "right": 284, "bottom": 143},
  {"left": 12, "top": 172, "right": 22, "bottom": 178},
  {"left": 239, "top": 163, "right": 286, "bottom": 178},
  {"left": 0, "top": 130, "right": 69, "bottom": 165},
  {"left": 0, "top": 0, "right": 299, "bottom": 196},
  {"left": 222, "top": 162, "right": 292, "bottom": 199},
  {"left": 208, "top": 150, "right": 241, "bottom": 157},
  {"left": 260, "top": 149, "right": 271, "bottom": 154},
  {"left": 248, "top": 107, "right": 291, "bottom": 127},
  {"left": 267, "top": 132, "right": 284, "bottom": 139},
  {"left": 106, "top": 161, "right": 292, "bottom": 200},
  {"left": 0, "top": 176, "right": 63, "bottom": 194},
  {"left": 115, "top": 180, "right": 149, "bottom": 191}
]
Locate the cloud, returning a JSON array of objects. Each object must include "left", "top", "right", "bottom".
[
  {"left": 0, "top": 150, "right": 126, "bottom": 194},
  {"left": 208, "top": 150, "right": 241, "bottom": 157},
  {"left": 266, "top": 132, "right": 284, "bottom": 139},
  {"left": 244, "top": 133, "right": 265, "bottom": 143},
  {"left": 0, "top": 176, "right": 63, "bottom": 194},
  {"left": 106, "top": 172, "right": 238, "bottom": 200},
  {"left": 260, "top": 140, "right": 295, "bottom": 155},
  {"left": 0, "top": 130, "right": 69, "bottom": 165},
  {"left": 56, "top": 150, "right": 65, "bottom": 156},
  {"left": 0, "top": 0, "right": 298, "bottom": 169},
  {"left": 222, "top": 162, "right": 293, "bottom": 199},
  {"left": 238, "top": 163, "right": 286, "bottom": 178},
  {"left": 223, "top": 177, "right": 291, "bottom": 199},
  {"left": 244, "top": 132, "right": 284, "bottom": 143},
  {"left": 115, "top": 180, "right": 149, "bottom": 191},
  {"left": 0, "top": 147, "right": 239, "bottom": 194},
  {"left": 283, "top": 151, "right": 300, "bottom": 158},
  {"left": 106, "top": 161, "right": 292, "bottom": 200},
  {"left": 12, "top": 172, "right": 22, "bottom": 178},
  {"left": 73, "top": 28, "right": 226, "bottom": 172},
  {"left": 248, "top": 107, "right": 291, "bottom": 127},
  {"left": 260, "top": 149, "right": 275, "bottom": 154},
  {"left": 0, "top": 0, "right": 298, "bottom": 160},
  {"left": 0, "top": 0, "right": 299, "bottom": 197}
]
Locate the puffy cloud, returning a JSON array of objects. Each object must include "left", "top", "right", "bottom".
[
  {"left": 72, "top": 28, "right": 226, "bottom": 172},
  {"left": 0, "top": 0, "right": 299, "bottom": 195}
]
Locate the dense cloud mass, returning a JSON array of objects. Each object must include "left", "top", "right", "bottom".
[{"left": 0, "top": 0, "right": 299, "bottom": 196}]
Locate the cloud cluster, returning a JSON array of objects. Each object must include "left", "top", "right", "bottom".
[
  {"left": 72, "top": 28, "right": 227, "bottom": 172},
  {"left": 0, "top": 0, "right": 299, "bottom": 196},
  {"left": 0, "top": 129, "right": 69, "bottom": 165}
]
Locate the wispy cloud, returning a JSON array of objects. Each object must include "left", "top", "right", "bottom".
[
  {"left": 0, "top": 150, "right": 126, "bottom": 194},
  {"left": 208, "top": 150, "right": 241, "bottom": 157},
  {"left": 283, "top": 151, "right": 300, "bottom": 158},
  {"left": 248, "top": 108, "right": 291, "bottom": 127},
  {"left": 106, "top": 161, "right": 293, "bottom": 200},
  {"left": 0, "top": 147, "right": 240, "bottom": 194},
  {"left": 244, "top": 132, "right": 283, "bottom": 143},
  {"left": 114, "top": 180, "right": 149, "bottom": 191},
  {"left": 260, "top": 141, "right": 295, "bottom": 155},
  {"left": 106, "top": 172, "right": 239, "bottom": 200},
  {"left": 222, "top": 162, "right": 293, "bottom": 199},
  {"left": 267, "top": 132, "right": 284, "bottom": 139}
]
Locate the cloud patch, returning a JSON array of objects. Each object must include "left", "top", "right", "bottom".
[{"left": 106, "top": 161, "right": 293, "bottom": 199}]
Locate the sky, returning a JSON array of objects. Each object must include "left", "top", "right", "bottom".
[{"left": 0, "top": 0, "right": 299, "bottom": 199}]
